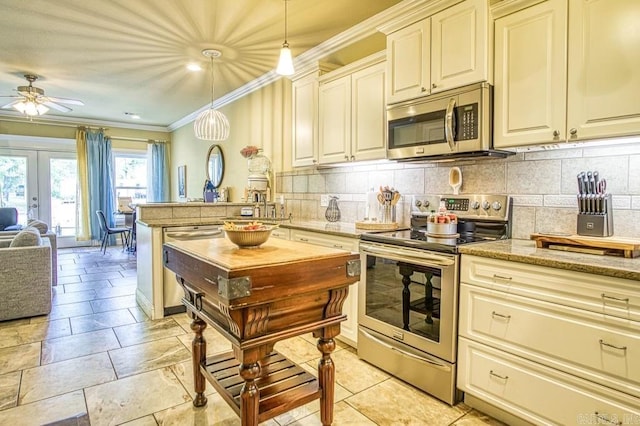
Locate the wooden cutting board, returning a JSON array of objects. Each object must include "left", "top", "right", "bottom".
[{"left": 530, "top": 233, "right": 640, "bottom": 258}]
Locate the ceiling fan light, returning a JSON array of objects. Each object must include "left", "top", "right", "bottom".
[
  {"left": 35, "top": 103, "right": 49, "bottom": 115},
  {"left": 13, "top": 101, "right": 27, "bottom": 114},
  {"left": 276, "top": 44, "right": 295, "bottom": 76},
  {"left": 194, "top": 108, "right": 230, "bottom": 141}
]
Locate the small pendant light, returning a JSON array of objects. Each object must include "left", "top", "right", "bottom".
[
  {"left": 276, "top": 0, "right": 295, "bottom": 76},
  {"left": 194, "top": 49, "right": 230, "bottom": 141}
]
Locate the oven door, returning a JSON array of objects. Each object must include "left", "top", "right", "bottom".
[{"left": 358, "top": 241, "right": 459, "bottom": 363}]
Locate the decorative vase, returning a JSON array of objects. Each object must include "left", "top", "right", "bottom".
[{"left": 325, "top": 196, "right": 341, "bottom": 222}]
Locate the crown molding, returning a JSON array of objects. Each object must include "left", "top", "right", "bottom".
[
  {"left": 168, "top": 0, "right": 429, "bottom": 132},
  {"left": 0, "top": 110, "right": 170, "bottom": 133}
]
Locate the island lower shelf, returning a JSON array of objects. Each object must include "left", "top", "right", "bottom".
[{"left": 202, "top": 350, "right": 321, "bottom": 423}]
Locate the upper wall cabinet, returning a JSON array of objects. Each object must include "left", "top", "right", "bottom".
[
  {"left": 493, "top": 0, "right": 640, "bottom": 148},
  {"left": 291, "top": 64, "right": 338, "bottom": 168},
  {"left": 567, "top": 0, "right": 640, "bottom": 141},
  {"left": 384, "top": 0, "right": 490, "bottom": 105},
  {"left": 386, "top": 19, "right": 431, "bottom": 104},
  {"left": 493, "top": 0, "right": 567, "bottom": 147},
  {"left": 318, "top": 53, "right": 386, "bottom": 165}
]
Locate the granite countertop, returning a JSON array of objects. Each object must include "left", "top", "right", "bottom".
[{"left": 459, "top": 239, "right": 640, "bottom": 281}]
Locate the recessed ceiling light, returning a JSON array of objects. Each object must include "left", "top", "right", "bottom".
[
  {"left": 187, "top": 63, "right": 202, "bottom": 71},
  {"left": 125, "top": 112, "right": 141, "bottom": 119}
]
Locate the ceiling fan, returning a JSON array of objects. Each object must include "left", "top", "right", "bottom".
[{"left": 0, "top": 74, "right": 84, "bottom": 117}]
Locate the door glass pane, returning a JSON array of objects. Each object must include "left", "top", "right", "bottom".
[
  {"left": 0, "top": 155, "right": 29, "bottom": 225},
  {"left": 50, "top": 158, "right": 77, "bottom": 237},
  {"left": 114, "top": 156, "right": 147, "bottom": 204}
]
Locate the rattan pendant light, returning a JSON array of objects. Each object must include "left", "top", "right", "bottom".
[{"left": 194, "top": 49, "right": 230, "bottom": 141}]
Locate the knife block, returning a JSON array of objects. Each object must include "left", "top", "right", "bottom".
[{"left": 577, "top": 194, "right": 613, "bottom": 237}]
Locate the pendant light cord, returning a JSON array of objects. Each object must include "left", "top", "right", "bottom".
[{"left": 284, "top": 0, "right": 289, "bottom": 46}]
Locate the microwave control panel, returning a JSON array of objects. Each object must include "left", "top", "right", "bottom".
[{"left": 456, "top": 103, "right": 478, "bottom": 140}]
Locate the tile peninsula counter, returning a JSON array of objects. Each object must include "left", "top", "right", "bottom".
[{"left": 135, "top": 201, "right": 378, "bottom": 321}]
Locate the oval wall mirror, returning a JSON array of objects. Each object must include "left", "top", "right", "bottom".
[{"left": 206, "top": 144, "right": 224, "bottom": 188}]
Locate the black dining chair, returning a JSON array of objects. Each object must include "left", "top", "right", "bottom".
[{"left": 96, "top": 210, "right": 130, "bottom": 254}]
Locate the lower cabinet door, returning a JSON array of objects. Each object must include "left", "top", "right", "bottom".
[{"left": 458, "top": 337, "right": 640, "bottom": 426}]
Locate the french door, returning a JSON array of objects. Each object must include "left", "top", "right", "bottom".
[{"left": 0, "top": 149, "right": 86, "bottom": 248}]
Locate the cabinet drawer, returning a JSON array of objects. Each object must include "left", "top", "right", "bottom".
[
  {"left": 460, "top": 284, "right": 640, "bottom": 398},
  {"left": 458, "top": 337, "right": 640, "bottom": 426},
  {"left": 461, "top": 255, "right": 640, "bottom": 322},
  {"left": 290, "top": 229, "right": 358, "bottom": 252},
  {"left": 270, "top": 228, "right": 290, "bottom": 240}
]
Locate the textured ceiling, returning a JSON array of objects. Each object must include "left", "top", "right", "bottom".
[{"left": 0, "top": 0, "right": 402, "bottom": 128}]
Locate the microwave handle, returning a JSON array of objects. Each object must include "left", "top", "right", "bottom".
[{"left": 445, "top": 98, "right": 456, "bottom": 151}]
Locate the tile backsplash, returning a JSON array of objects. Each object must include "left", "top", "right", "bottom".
[{"left": 277, "top": 141, "right": 640, "bottom": 239}]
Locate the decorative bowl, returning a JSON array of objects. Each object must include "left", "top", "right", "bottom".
[{"left": 221, "top": 224, "right": 277, "bottom": 248}]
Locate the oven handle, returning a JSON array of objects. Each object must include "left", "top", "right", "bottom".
[
  {"left": 360, "top": 243, "right": 455, "bottom": 267},
  {"left": 360, "top": 329, "right": 451, "bottom": 371},
  {"left": 445, "top": 97, "right": 457, "bottom": 151}
]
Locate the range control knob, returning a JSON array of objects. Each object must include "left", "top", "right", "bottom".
[
  {"left": 423, "top": 200, "right": 430, "bottom": 209},
  {"left": 492, "top": 201, "right": 502, "bottom": 211},
  {"left": 471, "top": 201, "right": 480, "bottom": 210},
  {"left": 482, "top": 201, "right": 491, "bottom": 211},
  {"left": 415, "top": 200, "right": 422, "bottom": 208}
]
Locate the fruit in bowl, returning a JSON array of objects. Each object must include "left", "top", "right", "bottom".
[{"left": 220, "top": 221, "right": 277, "bottom": 248}]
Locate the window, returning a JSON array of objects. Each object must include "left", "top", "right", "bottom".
[{"left": 113, "top": 153, "right": 147, "bottom": 207}]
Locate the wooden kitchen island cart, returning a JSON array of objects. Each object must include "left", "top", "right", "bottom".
[{"left": 163, "top": 237, "right": 361, "bottom": 426}]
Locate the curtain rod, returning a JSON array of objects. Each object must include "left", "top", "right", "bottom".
[{"left": 110, "top": 136, "right": 167, "bottom": 143}]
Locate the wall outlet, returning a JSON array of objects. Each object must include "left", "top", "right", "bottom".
[{"left": 320, "top": 194, "right": 329, "bottom": 207}]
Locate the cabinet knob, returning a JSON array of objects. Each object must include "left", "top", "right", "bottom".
[
  {"left": 553, "top": 130, "right": 560, "bottom": 138},
  {"left": 432, "top": 83, "right": 437, "bottom": 89},
  {"left": 312, "top": 159, "right": 317, "bottom": 164},
  {"left": 350, "top": 155, "right": 355, "bottom": 161},
  {"left": 345, "top": 155, "right": 349, "bottom": 160},
  {"left": 421, "top": 87, "right": 427, "bottom": 92},
  {"left": 569, "top": 128, "right": 577, "bottom": 136}
]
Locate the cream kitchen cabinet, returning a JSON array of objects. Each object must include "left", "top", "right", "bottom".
[
  {"left": 385, "top": 19, "right": 431, "bottom": 104},
  {"left": 493, "top": 0, "right": 640, "bottom": 148},
  {"left": 566, "top": 0, "right": 640, "bottom": 141},
  {"left": 458, "top": 254, "right": 640, "bottom": 424},
  {"left": 289, "top": 229, "right": 360, "bottom": 347},
  {"left": 291, "top": 64, "right": 338, "bottom": 168},
  {"left": 269, "top": 227, "right": 290, "bottom": 240},
  {"left": 493, "top": 0, "right": 567, "bottom": 148},
  {"left": 384, "top": 0, "right": 489, "bottom": 104},
  {"left": 318, "top": 53, "right": 386, "bottom": 165}
]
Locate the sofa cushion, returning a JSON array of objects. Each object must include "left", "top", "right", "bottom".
[
  {"left": 27, "top": 219, "right": 49, "bottom": 234},
  {"left": 9, "top": 227, "right": 42, "bottom": 247}
]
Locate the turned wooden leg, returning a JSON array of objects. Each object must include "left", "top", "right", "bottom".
[
  {"left": 317, "top": 337, "right": 336, "bottom": 426},
  {"left": 239, "top": 361, "right": 261, "bottom": 426},
  {"left": 190, "top": 316, "right": 208, "bottom": 407}
]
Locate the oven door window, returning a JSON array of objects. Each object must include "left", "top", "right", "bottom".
[
  {"left": 364, "top": 254, "right": 443, "bottom": 343},
  {"left": 388, "top": 109, "right": 446, "bottom": 149}
]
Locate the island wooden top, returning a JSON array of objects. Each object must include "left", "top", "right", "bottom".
[{"left": 164, "top": 237, "right": 356, "bottom": 271}]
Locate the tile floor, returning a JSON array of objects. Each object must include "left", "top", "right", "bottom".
[{"left": 0, "top": 246, "right": 506, "bottom": 426}]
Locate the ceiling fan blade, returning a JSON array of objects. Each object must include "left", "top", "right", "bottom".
[
  {"left": 1, "top": 99, "right": 22, "bottom": 109},
  {"left": 45, "top": 96, "right": 84, "bottom": 106},
  {"left": 0, "top": 95, "right": 22, "bottom": 98},
  {"left": 43, "top": 101, "right": 72, "bottom": 112}
]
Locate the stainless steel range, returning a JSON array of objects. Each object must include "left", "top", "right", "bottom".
[{"left": 358, "top": 194, "right": 512, "bottom": 405}]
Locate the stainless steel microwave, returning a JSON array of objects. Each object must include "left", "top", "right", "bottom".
[{"left": 387, "top": 82, "right": 512, "bottom": 161}]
